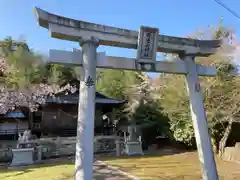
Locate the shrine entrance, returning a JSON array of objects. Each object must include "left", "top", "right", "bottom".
[{"left": 34, "top": 7, "right": 221, "bottom": 180}]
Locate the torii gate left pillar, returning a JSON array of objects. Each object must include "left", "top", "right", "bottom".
[{"left": 75, "top": 38, "right": 98, "bottom": 179}]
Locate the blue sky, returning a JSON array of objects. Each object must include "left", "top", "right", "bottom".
[{"left": 0, "top": 0, "right": 239, "bottom": 59}]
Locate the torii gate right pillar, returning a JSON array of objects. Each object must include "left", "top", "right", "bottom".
[{"left": 184, "top": 55, "right": 218, "bottom": 180}]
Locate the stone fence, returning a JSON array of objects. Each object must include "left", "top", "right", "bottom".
[{"left": 0, "top": 135, "right": 125, "bottom": 163}]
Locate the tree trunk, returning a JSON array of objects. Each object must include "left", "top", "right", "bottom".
[
  {"left": 218, "top": 118, "right": 233, "bottom": 158},
  {"left": 211, "top": 137, "right": 218, "bottom": 153}
]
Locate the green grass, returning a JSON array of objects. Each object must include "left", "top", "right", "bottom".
[
  {"left": 103, "top": 151, "right": 240, "bottom": 180},
  {"left": 1, "top": 152, "right": 240, "bottom": 180},
  {"left": 0, "top": 160, "right": 74, "bottom": 180}
]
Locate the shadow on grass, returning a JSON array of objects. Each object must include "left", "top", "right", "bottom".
[
  {"left": 96, "top": 162, "right": 203, "bottom": 180},
  {"left": 97, "top": 150, "right": 240, "bottom": 180},
  {"left": 97, "top": 148, "right": 190, "bottom": 161},
  {"left": 57, "top": 174, "right": 73, "bottom": 180},
  {"left": 0, "top": 158, "right": 73, "bottom": 173},
  {"left": 1, "top": 155, "right": 239, "bottom": 180},
  {"left": 4, "top": 169, "right": 33, "bottom": 178},
  {"left": 0, "top": 158, "right": 135, "bottom": 180},
  {"left": 96, "top": 150, "right": 204, "bottom": 180},
  {"left": 99, "top": 162, "right": 201, "bottom": 180},
  {"left": 93, "top": 163, "right": 134, "bottom": 180}
]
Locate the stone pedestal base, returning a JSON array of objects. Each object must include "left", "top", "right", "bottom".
[
  {"left": 11, "top": 148, "right": 34, "bottom": 167},
  {"left": 125, "top": 141, "right": 143, "bottom": 156}
]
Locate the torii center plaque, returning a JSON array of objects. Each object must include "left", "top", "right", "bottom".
[{"left": 136, "top": 26, "right": 158, "bottom": 71}]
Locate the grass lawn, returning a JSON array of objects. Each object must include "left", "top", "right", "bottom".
[
  {"left": 0, "top": 160, "right": 75, "bottom": 180},
  {"left": 0, "top": 151, "right": 240, "bottom": 180},
  {"left": 103, "top": 151, "right": 240, "bottom": 180}
]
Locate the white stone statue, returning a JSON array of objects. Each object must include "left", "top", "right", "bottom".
[
  {"left": 17, "top": 130, "right": 32, "bottom": 148},
  {"left": 25, "top": 130, "right": 32, "bottom": 142},
  {"left": 22, "top": 130, "right": 27, "bottom": 142},
  {"left": 18, "top": 130, "right": 32, "bottom": 142},
  {"left": 18, "top": 133, "right": 23, "bottom": 141}
]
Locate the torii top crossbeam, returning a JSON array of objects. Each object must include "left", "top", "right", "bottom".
[{"left": 34, "top": 7, "right": 221, "bottom": 56}]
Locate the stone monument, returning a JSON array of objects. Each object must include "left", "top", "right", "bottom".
[
  {"left": 11, "top": 130, "right": 35, "bottom": 167},
  {"left": 122, "top": 125, "right": 143, "bottom": 156}
]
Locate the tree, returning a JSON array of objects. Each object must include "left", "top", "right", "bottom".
[
  {"left": 47, "top": 64, "right": 80, "bottom": 87},
  {"left": 206, "top": 66, "right": 240, "bottom": 156},
  {"left": 120, "top": 72, "right": 171, "bottom": 145},
  {"left": 157, "top": 74, "right": 195, "bottom": 146},
  {"left": 155, "top": 22, "right": 240, "bottom": 153},
  {"left": 96, "top": 69, "right": 141, "bottom": 99},
  {"left": 0, "top": 37, "right": 60, "bottom": 114}
]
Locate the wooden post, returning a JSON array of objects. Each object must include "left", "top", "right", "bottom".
[
  {"left": 184, "top": 55, "right": 219, "bottom": 180},
  {"left": 124, "top": 131, "right": 127, "bottom": 142},
  {"left": 116, "top": 137, "right": 121, "bottom": 157}
]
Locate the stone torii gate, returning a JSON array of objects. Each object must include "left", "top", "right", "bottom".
[{"left": 34, "top": 7, "right": 220, "bottom": 180}]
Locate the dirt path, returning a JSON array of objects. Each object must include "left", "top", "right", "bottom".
[{"left": 93, "top": 161, "right": 136, "bottom": 180}]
